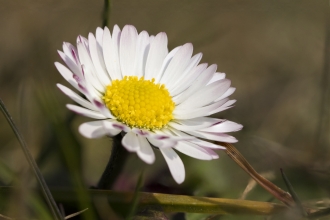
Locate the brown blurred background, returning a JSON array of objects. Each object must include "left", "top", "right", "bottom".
[{"left": 0, "top": 0, "right": 329, "bottom": 219}]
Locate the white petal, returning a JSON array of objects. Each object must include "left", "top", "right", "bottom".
[
  {"left": 79, "top": 120, "right": 121, "bottom": 138},
  {"left": 146, "top": 136, "right": 176, "bottom": 148},
  {"left": 120, "top": 25, "right": 138, "bottom": 76},
  {"left": 77, "top": 35, "right": 89, "bottom": 50},
  {"left": 173, "top": 64, "right": 217, "bottom": 104},
  {"left": 185, "top": 130, "right": 238, "bottom": 143},
  {"left": 58, "top": 50, "right": 83, "bottom": 79},
  {"left": 122, "top": 131, "right": 139, "bottom": 152},
  {"left": 170, "top": 63, "right": 207, "bottom": 97},
  {"left": 168, "top": 117, "right": 224, "bottom": 131},
  {"left": 104, "top": 120, "right": 130, "bottom": 133},
  {"left": 95, "top": 27, "right": 104, "bottom": 49},
  {"left": 158, "top": 129, "right": 197, "bottom": 141},
  {"left": 81, "top": 65, "right": 104, "bottom": 96},
  {"left": 55, "top": 62, "right": 82, "bottom": 92},
  {"left": 57, "top": 84, "right": 98, "bottom": 111},
  {"left": 160, "top": 43, "right": 193, "bottom": 87},
  {"left": 207, "top": 72, "right": 226, "bottom": 85},
  {"left": 203, "top": 148, "right": 219, "bottom": 159},
  {"left": 137, "top": 136, "right": 155, "bottom": 164},
  {"left": 144, "top": 32, "right": 168, "bottom": 80},
  {"left": 88, "top": 33, "right": 110, "bottom": 86},
  {"left": 77, "top": 42, "right": 104, "bottom": 93},
  {"left": 79, "top": 121, "right": 108, "bottom": 138},
  {"left": 173, "top": 98, "right": 229, "bottom": 120},
  {"left": 155, "top": 46, "right": 181, "bottom": 83},
  {"left": 169, "top": 53, "right": 203, "bottom": 94},
  {"left": 132, "top": 128, "right": 195, "bottom": 141},
  {"left": 215, "top": 87, "right": 236, "bottom": 101},
  {"left": 91, "top": 99, "right": 114, "bottom": 119},
  {"left": 160, "top": 148, "right": 185, "bottom": 184},
  {"left": 174, "top": 141, "right": 213, "bottom": 160},
  {"left": 135, "top": 31, "right": 150, "bottom": 77},
  {"left": 62, "top": 42, "right": 79, "bottom": 64},
  {"left": 190, "top": 139, "right": 226, "bottom": 149},
  {"left": 102, "top": 120, "right": 122, "bottom": 136},
  {"left": 177, "top": 79, "right": 231, "bottom": 109},
  {"left": 66, "top": 104, "right": 107, "bottom": 119},
  {"left": 213, "top": 99, "right": 236, "bottom": 113},
  {"left": 167, "top": 127, "right": 226, "bottom": 150},
  {"left": 199, "top": 120, "right": 243, "bottom": 133},
  {"left": 103, "top": 26, "right": 122, "bottom": 80}
]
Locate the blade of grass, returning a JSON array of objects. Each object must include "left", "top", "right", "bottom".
[
  {"left": 65, "top": 208, "right": 89, "bottom": 220},
  {"left": 280, "top": 168, "right": 307, "bottom": 216},
  {"left": 35, "top": 84, "right": 96, "bottom": 220},
  {"left": 0, "top": 98, "right": 64, "bottom": 220},
  {"left": 126, "top": 171, "right": 144, "bottom": 219},
  {"left": 308, "top": 207, "right": 330, "bottom": 219},
  {"left": 0, "top": 213, "right": 14, "bottom": 220},
  {"left": 48, "top": 188, "right": 287, "bottom": 215},
  {"left": 222, "top": 142, "right": 295, "bottom": 207}
]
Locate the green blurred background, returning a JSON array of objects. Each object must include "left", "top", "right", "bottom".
[{"left": 0, "top": 0, "right": 329, "bottom": 219}]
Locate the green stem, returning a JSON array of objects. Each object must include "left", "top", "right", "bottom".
[
  {"left": 102, "top": 0, "right": 111, "bottom": 27},
  {"left": 97, "top": 134, "right": 128, "bottom": 189}
]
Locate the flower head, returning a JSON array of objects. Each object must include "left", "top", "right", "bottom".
[{"left": 55, "top": 25, "right": 242, "bottom": 184}]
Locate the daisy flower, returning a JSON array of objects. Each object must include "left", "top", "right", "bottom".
[{"left": 55, "top": 25, "right": 242, "bottom": 184}]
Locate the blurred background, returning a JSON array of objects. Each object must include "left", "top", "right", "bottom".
[{"left": 0, "top": 0, "right": 329, "bottom": 219}]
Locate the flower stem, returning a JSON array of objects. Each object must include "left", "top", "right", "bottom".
[
  {"left": 221, "top": 143, "right": 295, "bottom": 207},
  {"left": 97, "top": 134, "right": 128, "bottom": 189}
]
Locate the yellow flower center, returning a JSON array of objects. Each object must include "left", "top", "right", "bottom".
[{"left": 103, "top": 76, "right": 175, "bottom": 130}]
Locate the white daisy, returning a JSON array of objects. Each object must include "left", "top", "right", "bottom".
[{"left": 55, "top": 25, "right": 242, "bottom": 184}]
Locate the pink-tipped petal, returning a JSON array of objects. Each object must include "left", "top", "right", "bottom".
[
  {"left": 79, "top": 121, "right": 108, "bottom": 138},
  {"left": 57, "top": 84, "right": 98, "bottom": 111},
  {"left": 55, "top": 62, "right": 82, "bottom": 92},
  {"left": 102, "top": 120, "right": 122, "bottom": 136},
  {"left": 66, "top": 104, "right": 106, "bottom": 119},
  {"left": 146, "top": 136, "right": 177, "bottom": 148}
]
